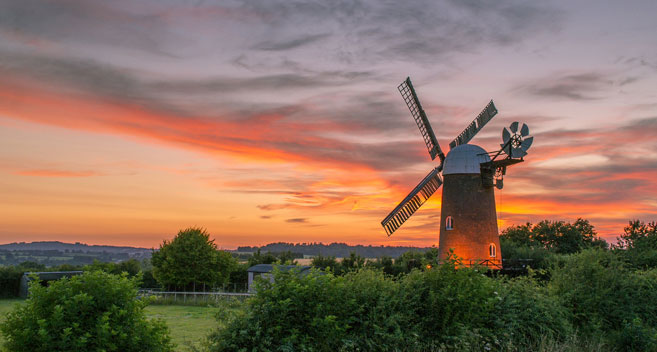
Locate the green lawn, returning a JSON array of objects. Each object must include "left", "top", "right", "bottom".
[
  {"left": 0, "top": 299, "right": 226, "bottom": 352},
  {"left": 0, "top": 299, "right": 22, "bottom": 345},
  {"left": 145, "top": 304, "right": 223, "bottom": 350}
]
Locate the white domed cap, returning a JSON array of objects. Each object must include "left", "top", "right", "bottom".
[{"left": 442, "top": 144, "right": 490, "bottom": 175}]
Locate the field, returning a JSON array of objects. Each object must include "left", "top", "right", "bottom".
[{"left": 0, "top": 299, "right": 225, "bottom": 352}]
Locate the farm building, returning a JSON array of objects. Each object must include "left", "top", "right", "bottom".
[
  {"left": 19, "top": 271, "right": 83, "bottom": 298},
  {"left": 247, "top": 264, "right": 311, "bottom": 292}
]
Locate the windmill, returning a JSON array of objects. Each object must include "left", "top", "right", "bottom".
[{"left": 381, "top": 77, "right": 533, "bottom": 268}]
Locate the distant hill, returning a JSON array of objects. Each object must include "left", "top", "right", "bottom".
[
  {"left": 237, "top": 242, "right": 435, "bottom": 258},
  {"left": 0, "top": 241, "right": 434, "bottom": 266},
  {"left": 0, "top": 241, "right": 153, "bottom": 267},
  {"left": 0, "top": 241, "right": 152, "bottom": 254}
]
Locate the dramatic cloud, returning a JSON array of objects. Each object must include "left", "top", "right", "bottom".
[{"left": 0, "top": 0, "right": 655, "bottom": 247}]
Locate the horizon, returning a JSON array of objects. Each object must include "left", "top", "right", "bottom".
[
  {"left": 0, "top": 239, "right": 441, "bottom": 251},
  {"left": 1, "top": 1, "right": 656, "bottom": 248}
]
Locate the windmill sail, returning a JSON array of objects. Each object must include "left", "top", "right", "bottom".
[
  {"left": 381, "top": 166, "right": 443, "bottom": 236},
  {"left": 449, "top": 100, "right": 498, "bottom": 149},
  {"left": 398, "top": 78, "right": 444, "bottom": 161}
]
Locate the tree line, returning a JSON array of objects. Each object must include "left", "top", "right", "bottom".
[{"left": 3, "top": 219, "right": 657, "bottom": 351}]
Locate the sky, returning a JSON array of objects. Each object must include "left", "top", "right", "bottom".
[{"left": 1, "top": 0, "right": 656, "bottom": 248}]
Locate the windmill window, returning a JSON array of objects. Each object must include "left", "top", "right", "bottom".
[
  {"left": 445, "top": 216, "right": 453, "bottom": 230},
  {"left": 489, "top": 243, "right": 497, "bottom": 258}
]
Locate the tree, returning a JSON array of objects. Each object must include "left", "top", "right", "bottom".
[
  {"left": 616, "top": 220, "right": 657, "bottom": 251},
  {"left": 247, "top": 249, "right": 278, "bottom": 267},
  {"left": 311, "top": 254, "right": 340, "bottom": 273},
  {"left": 340, "top": 252, "right": 365, "bottom": 273},
  {"left": 151, "top": 227, "right": 236, "bottom": 291},
  {"left": 247, "top": 249, "right": 298, "bottom": 266},
  {"left": 85, "top": 259, "right": 141, "bottom": 277},
  {"left": 501, "top": 218, "right": 607, "bottom": 254},
  {"left": 0, "top": 271, "right": 173, "bottom": 352},
  {"left": 614, "top": 220, "right": 657, "bottom": 269}
]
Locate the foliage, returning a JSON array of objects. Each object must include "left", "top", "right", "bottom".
[
  {"left": 0, "top": 267, "right": 23, "bottom": 298},
  {"left": 492, "top": 276, "right": 572, "bottom": 350},
  {"left": 340, "top": 251, "right": 366, "bottom": 273},
  {"left": 151, "top": 228, "right": 236, "bottom": 291},
  {"left": 0, "top": 262, "right": 81, "bottom": 298},
  {"left": 0, "top": 271, "right": 173, "bottom": 352},
  {"left": 616, "top": 220, "right": 657, "bottom": 250},
  {"left": 549, "top": 249, "right": 657, "bottom": 350},
  {"left": 501, "top": 218, "right": 607, "bottom": 255},
  {"left": 247, "top": 249, "right": 298, "bottom": 267},
  {"left": 205, "top": 268, "right": 402, "bottom": 352},
  {"left": 499, "top": 238, "right": 555, "bottom": 271},
  {"left": 237, "top": 242, "right": 432, "bottom": 260},
  {"left": 206, "top": 262, "right": 572, "bottom": 351},
  {"left": 85, "top": 259, "right": 141, "bottom": 277},
  {"left": 311, "top": 248, "right": 439, "bottom": 277},
  {"left": 310, "top": 254, "right": 340, "bottom": 273},
  {"left": 614, "top": 220, "right": 657, "bottom": 269}
]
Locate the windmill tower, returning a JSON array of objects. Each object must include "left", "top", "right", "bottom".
[{"left": 381, "top": 78, "right": 533, "bottom": 268}]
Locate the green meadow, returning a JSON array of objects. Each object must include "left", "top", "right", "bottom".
[{"left": 0, "top": 299, "right": 223, "bottom": 352}]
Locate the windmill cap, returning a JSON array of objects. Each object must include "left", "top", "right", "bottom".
[{"left": 442, "top": 144, "right": 490, "bottom": 175}]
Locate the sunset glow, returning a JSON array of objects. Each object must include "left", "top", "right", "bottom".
[{"left": 1, "top": 0, "right": 656, "bottom": 248}]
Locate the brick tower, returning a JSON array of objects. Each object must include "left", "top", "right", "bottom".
[{"left": 438, "top": 144, "right": 500, "bottom": 266}]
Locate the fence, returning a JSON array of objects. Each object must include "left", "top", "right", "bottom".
[{"left": 139, "top": 289, "right": 252, "bottom": 305}]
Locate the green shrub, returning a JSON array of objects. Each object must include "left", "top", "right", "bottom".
[
  {"left": 492, "top": 276, "right": 572, "bottom": 350},
  {"left": 549, "top": 249, "right": 657, "bottom": 350},
  {"left": 206, "top": 268, "right": 403, "bottom": 352},
  {"left": 0, "top": 266, "right": 23, "bottom": 298},
  {"left": 206, "top": 264, "right": 573, "bottom": 351},
  {"left": 0, "top": 271, "right": 173, "bottom": 352},
  {"left": 396, "top": 263, "right": 499, "bottom": 348}
]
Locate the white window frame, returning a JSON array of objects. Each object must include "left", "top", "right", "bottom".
[
  {"left": 489, "top": 243, "right": 497, "bottom": 258},
  {"left": 445, "top": 216, "right": 453, "bottom": 230}
]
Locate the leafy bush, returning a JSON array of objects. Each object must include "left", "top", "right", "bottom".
[
  {"left": 492, "top": 276, "right": 572, "bottom": 350},
  {"left": 206, "top": 263, "right": 572, "bottom": 351},
  {"left": 0, "top": 266, "right": 23, "bottom": 298},
  {"left": 396, "top": 262, "right": 499, "bottom": 348},
  {"left": 206, "top": 268, "right": 403, "bottom": 352},
  {"left": 0, "top": 271, "right": 173, "bottom": 352},
  {"left": 500, "top": 237, "right": 555, "bottom": 271},
  {"left": 549, "top": 249, "right": 657, "bottom": 350}
]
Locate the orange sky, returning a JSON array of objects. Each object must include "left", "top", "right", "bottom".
[{"left": 1, "top": 0, "right": 656, "bottom": 248}]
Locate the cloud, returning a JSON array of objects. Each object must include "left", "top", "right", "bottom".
[
  {"left": 255, "top": 33, "right": 331, "bottom": 51},
  {"left": 0, "top": 0, "right": 176, "bottom": 55},
  {"left": 257, "top": 204, "right": 292, "bottom": 211},
  {"left": 237, "top": 0, "right": 560, "bottom": 64},
  {"left": 14, "top": 169, "right": 100, "bottom": 177},
  {"left": 285, "top": 218, "right": 308, "bottom": 223},
  {"left": 517, "top": 72, "right": 614, "bottom": 101}
]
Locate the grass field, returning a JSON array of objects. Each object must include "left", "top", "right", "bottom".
[
  {"left": 0, "top": 299, "right": 22, "bottom": 345},
  {"left": 144, "top": 304, "right": 223, "bottom": 350},
  {"left": 0, "top": 299, "right": 226, "bottom": 351}
]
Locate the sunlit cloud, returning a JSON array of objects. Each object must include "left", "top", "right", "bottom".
[{"left": 0, "top": 0, "right": 656, "bottom": 247}]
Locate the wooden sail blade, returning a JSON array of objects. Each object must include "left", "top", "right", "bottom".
[
  {"left": 398, "top": 77, "right": 444, "bottom": 161},
  {"left": 381, "top": 167, "right": 443, "bottom": 236},
  {"left": 449, "top": 100, "right": 498, "bottom": 149}
]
